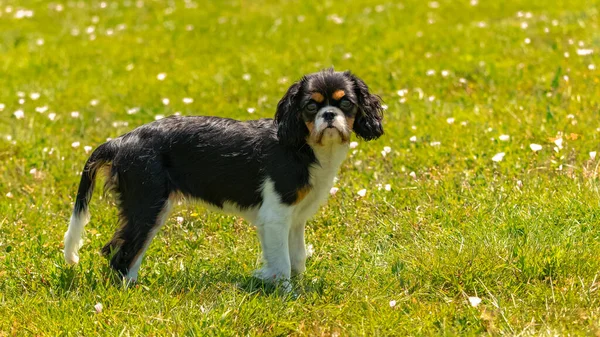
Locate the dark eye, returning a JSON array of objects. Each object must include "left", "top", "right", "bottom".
[
  {"left": 340, "top": 99, "right": 352, "bottom": 109},
  {"left": 306, "top": 102, "right": 318, "bottom": 112}
]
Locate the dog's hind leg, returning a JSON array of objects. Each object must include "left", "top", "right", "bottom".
[{"left": 101, "top": 164, "right": 173, "bottom": 282}]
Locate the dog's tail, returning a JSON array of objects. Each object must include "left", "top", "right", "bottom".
[{"left": 64, "top": 140, "right": 119, "bottom": 265}]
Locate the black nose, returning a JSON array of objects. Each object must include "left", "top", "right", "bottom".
[{"left": 322, "top": 111, "right": 335, "bottom": 122}]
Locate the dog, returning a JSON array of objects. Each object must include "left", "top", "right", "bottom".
[{"left": 63, "top": 69, "right": 384, "bottom": 289}]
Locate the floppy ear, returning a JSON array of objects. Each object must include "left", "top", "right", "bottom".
[
  {"left": 274, "top": 79, "right": 307, "bottom": 148},
  {"left": 347, "top": 72, "right": 384, "bottom": 141}
]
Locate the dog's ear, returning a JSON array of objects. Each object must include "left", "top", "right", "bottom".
[
  {"left": 346, "top": 72, "right": 384, "bottom": 141},
  {"left": 274, "top": 78, "right": 308, "bottom": 148}
]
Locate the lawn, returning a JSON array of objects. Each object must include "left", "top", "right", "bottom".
[{"left": 1, "top": 0, "right": 600, "bottom": 335}]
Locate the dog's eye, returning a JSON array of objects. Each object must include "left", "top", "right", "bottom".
[
  {"left": 306, "top": 102, "right": 318, "bottom": 112},
  {"left": 340, "top": 99, "right": 352, "bottom": 109}
]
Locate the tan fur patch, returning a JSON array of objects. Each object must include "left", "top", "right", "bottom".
[
  {"left": 332, "top": 90, "right": 345, "bottom": 100},
  {"left": 311, "top": 92, "right": 324, "bottom": 103},
  {"left": 346, "top": 116, "right": 355, "bottom": 131},
  {"left": 293, "top": 185, "right": 312, "bottom": 204},
  {"left": 305, "top": 121, "right": 314, "bottom": 132}
]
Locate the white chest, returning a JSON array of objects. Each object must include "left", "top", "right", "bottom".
[{"left": 293, "top": 143, "right": 349, "bottom": 221}]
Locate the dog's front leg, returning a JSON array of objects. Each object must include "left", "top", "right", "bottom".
[
  {"left": 289, "top": 221, "right": 306, "bottom": 276},
  {"left": 254, "top": 219, "right": 292, "bottom": 288},
  {"left": 254, "top": 205, "right": 293, "bottom": 291}
]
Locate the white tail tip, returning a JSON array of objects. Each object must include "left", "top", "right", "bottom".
[{"left": 63, "top": 212, "right": 88, "bottom": 265}]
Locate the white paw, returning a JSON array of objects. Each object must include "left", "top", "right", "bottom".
[{"left": 253, "top": 268, "right": 292, "bottom": 292}]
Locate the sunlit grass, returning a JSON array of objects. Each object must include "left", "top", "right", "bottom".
[{"left": 1, "top": 0, "right": 600, "bottom": 335}]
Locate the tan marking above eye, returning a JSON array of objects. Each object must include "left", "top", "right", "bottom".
[
  {"left": 332, "top": 90, "right": 345, "bottom": 100},
  {"left": 311, "top": 92, "right": 324, "bottom": 103}
]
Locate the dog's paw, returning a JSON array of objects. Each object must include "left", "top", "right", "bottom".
[{"left": 252, "top": 268, "right": 292, "bottom": 292}]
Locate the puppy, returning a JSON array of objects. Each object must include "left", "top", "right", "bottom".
[{"left": 63, "top": 69, "right": 384, "bottom": 289}]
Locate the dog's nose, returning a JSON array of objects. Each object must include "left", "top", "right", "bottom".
[{"left": 322, "top": 111, "right": 336, "bottom": 122}]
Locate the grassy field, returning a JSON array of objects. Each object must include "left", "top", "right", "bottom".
[{"left": 1, "top": 0, "right": 600, "bottom": 335}]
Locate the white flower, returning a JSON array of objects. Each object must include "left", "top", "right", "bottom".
[
  {"left": 247, "top": 107, "right": 255, "bottom": 114},
  {"left": 410, "top": 136, "right": 417, "bottom": 142},
  {"left": 492, "top": 152, "right": 505, "bottom": 162},
  {"left": 396, "top": 89, "right": 408, "bottom": 97},
  {"left": 409, "top": 171, "right": 417, "bottom": 179},
  {"left": 577, "top": 49, "right": 593, "bottom": 56},
  {"left": 94, "top": 302, "right": 103, "bottom": 313},
  {"left": 381, "top": 104, "right": 388, "bottom": 110},
  {"left": 29, "top": 168, "right": 38, "bottom": 175},
  {"left": 6, "top": 192, "right": 13, "bottom": 198},
  {"left": 0, "top": 103, "right": 4, "bottom": 111},
  {"left": 499, "top": 134, "right": 510, "bottom": 141},
  {"left": 468, "top": 296, "right": 481, "bottom": 307},
  {"left": 71, "top": 141, "right": 80, "bottom": 148},
  {"left": 157, "top": 73, "right": 167, "bottom": 81},
  {"left": 327, "top": 14, "right": 344, "bottom": 24},
  {"left": 18, "top": 98, "right": 25, "bottom": 105},
  {"left": 30, "top": 92, "right": 40, "bottom": 100},
  {"left": 330, "top": 187, "right": 339, "bottom": 195},
  {"left": 183, "top": 97, "right": 194, "bottom": 104},
  {"left": 71, "top": 111, "right": 80, "bottom": 118},
  {"left": 589, "top": 64, "right": 596, "bottom": 70},
  {"left": 84, "top": 146, "right": 93, "bottom": 154},
  {"left": 155, "top": 115, "right": 165, "bottom": 120},
  {"left": 90, "top": 99, "right": 99, "bottom": 106},
  {"left": 446, "top": 117, "right": 455, "bottom": 124},
  {"left": 48, "top": 112, "right": 56, "bottom": 121},
  {"left": 384, "top": 184, "right": 391, "bottom": 191},
  {"left": 430, "top": 141, "right": 441, "bottom": 146},
  {"left": 381, "top": 150, "right": 387, "bottom": 157},
  {"left": 127, "top": 107, "right": 140, "bottom": 115},
  {"left": 13, "top": 110, "right": 24, "bottom": 119},
  {"left": 590, "top": 151, "right": 597, "bottom": 160},
  {"left": 349, "top": 141, "right": 359, "bottom": 149},
  {"left": 554, "top": 138, "right": 563, "bottom": 149},
  {"left": 426, "top": 69, "right": 436, "bottom": 76},
  {"left": 389, "top": 300, "right": 397, "bottom": 307},
  {"left": 162, "top": 98, "right": 170, "bottom": 105},
  {"left": 242, "top": 73, "right": 251, "bottom": 81},
  {"left": 383, "top": 146, "right": 392, "bottom": 153},
  {"left": 530, "top": 144, "right": 542, "bottom": 152},
  {"left": 357, "top": 189, "right": 367, "bottom": 197},
  {"left": 441, "top": 70, "right": 450, "bottom": 77},
  {"left": 176, "top": 216, "right": 184, "bottom": 224}
]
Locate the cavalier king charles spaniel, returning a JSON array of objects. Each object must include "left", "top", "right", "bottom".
[{"left": 64, "top": 69, "right": 384, "bottom": 290}]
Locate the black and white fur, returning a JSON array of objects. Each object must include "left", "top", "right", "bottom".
[{"left": 63, "top": 69, "right": 384, "bottom": 289}]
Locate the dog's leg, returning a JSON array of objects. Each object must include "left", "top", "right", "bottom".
[
  {"left": 101, "top": 162, "right": 171, "bottom": 282},
  {"left": 289, "top": 221, "right": 307, "bottom": 276},
  {"left": 254, "top": 218, "right": 292, "bottom": 290},
  {"left": 253, "top": 181, "right": 293, "bottom": 290},
  {"left": 103, "top": 197, "right": 172, "bottom": 282},
  {"left": 126, "top": 199, "right": 173, "bottom": 281}
]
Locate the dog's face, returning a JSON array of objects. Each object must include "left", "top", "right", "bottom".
[{"left": 275, "top": 70, "right": 384, "bottom": 148}]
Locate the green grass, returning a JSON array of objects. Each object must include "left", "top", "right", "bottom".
[{"left": 1, "top": 0, "right": 600, "bottom": 335}]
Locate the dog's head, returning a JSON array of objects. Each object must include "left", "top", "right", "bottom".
[{"left": 275, "top": 69, "right": 384, "bottom": 148}]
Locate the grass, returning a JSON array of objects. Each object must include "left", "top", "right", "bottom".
[{"left": 1, "top": 0, "right": 600, "bottom": 335}]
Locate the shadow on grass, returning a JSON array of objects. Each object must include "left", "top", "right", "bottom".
[{"left": 52, "top": 253, "right": 329, "bottom": 298}]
